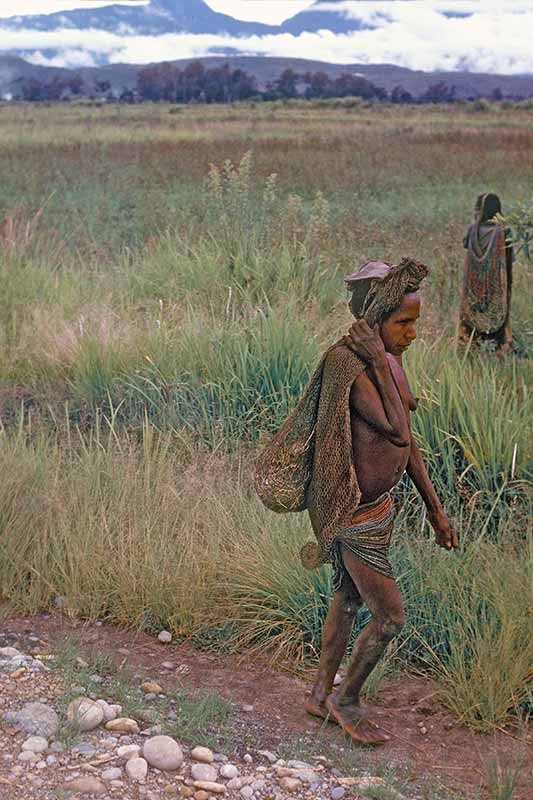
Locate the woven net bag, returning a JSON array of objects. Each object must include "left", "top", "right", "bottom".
[{"left": 253, "top": 355, "right": 326, "bottom": 513}]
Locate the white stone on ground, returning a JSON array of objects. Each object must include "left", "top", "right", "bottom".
[
  {"left": 191, "top": 763, "right": 218, "bottom": 782},
  {"left": 101, "top": 767, "right": 123, "bottom": 782},
  {"left": 0, "top": 647, "right": 22, "bottom": 658},
  {"left": 190, "top": 745, "right": 214, "bottom": 763},
  {"left": 125, "top": 756, "right": 148, "bottom": 782},
  {"left": 18, "top": 751, "right": 38, "bottom": 763},
  {"left": 143, "top": 735, "right": 183, "bottom": 771},
  {"left": 96, "top": 699, "right": 121, "bottom": 721},
  {"left": 279, "top": 776, "right": 302, "bottom": 793},
  {"left": 9, "top": 702, "right": 59, "bottom": 737},
  {"left": 158, "top": 630, "right": 172, "bottom": 643},
  {"left": 331, "top": 787, "right": 346, "bottom": 800},
  {"left": 63, "top": 776, "right": 106, "bottom": 795},
  {"left": 219, "top": 763, "right": 239, "bottom": 780},
  {"left": 67, "top": 697, "right": 104, "bottom": 731},
  {"left": 287, "top": 759, "right": 314, "bottom": 770},
  {"left": 21, "top": 736, "right": 48, "bottom": 753},
  {"left": 258, "top": 749, "right": 277, "bottom": 763},
  {"left": 117, "top": 744, "right": 140, "bottom": 762}
]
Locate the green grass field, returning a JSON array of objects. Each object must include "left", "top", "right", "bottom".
[{"left": 0, "top": 100, "right": 531, "bottom": 734}]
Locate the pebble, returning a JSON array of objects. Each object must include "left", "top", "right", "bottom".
[
  {"left": 191, "top": 745, "right": 214, "bottom": 764},
  {"left": 142, "top": 680, "right": 163, "bottom": 694},
  {"left": 125, "top": 756, "right": 148, "bottom": 782},
  {"left": 226, "top": 777, "right": 244, "bottom": 790},
  {"left": 63, "top": 776, "right": 106, "bottom": 795},
  {"left": 117, "top": 744, "right": 141, "bottom": 762},
  {"left": 8, "top": 702, "right": 59, "bottom": 737},
  {"left": 297, "top": 768, "right": 319, "bottom": 783},
  {"left": 279, "top": 777, "right": 302, "bottom": 792},
  {"left": 239, "top": 787, "right": 253, "bottom": 799},
  {"left": 193, "top": 780, "right": 226, "bottom": 794},
  {"left": 161, "top": 661, "right": 174, "bottom": 670},
  {"left": 72, "top": 743, "right": 97, "bottom": 758},
  {"left": 194, "top": 792, "right": 209, "bottom": 800},
  {"left": 158, "top": 630, "right": 172, "bottom": 643},
  {"left": 258, "top": 749, "right": 277, "bottom": 763},
  {"left": 67, "top": 697, "right": 104, "bottom": 731},
  {"left": 219, "top": 763, "right": 239, "bottom": 779},
  {"left": 191, "top": 763, "right": 218, "bottom": 782},
  {"left": 96, "top": 699, "right": 122, "bottom": 722},
  {"left": 331, "top": 788, "right": 346, "bottom": 800},
  {"left": 0, "top": 647, "right": 21, "bottom": 658},
  {"left": 46, "top": 755, "right": 57, "bottom": 766},
  {"left": 101, "top": 767, "right": 123, "bottom": 782},
  {"left": 105, "top": 717, "right": 140, "bottom": 734},
  {"left": 287, "top": 759, "right": 313, "bottom": 770},
  {"left": 243, "top": 753, "right": 253, "bottom": 764},
  {"left": 21, "top": 735, "right": 48, "bottom": 753},
  {"left": 143, "top": 735, "right": 184, "bottom": 771},
  {"left": 18, "top": 751, "right": 39, "bottom": 763}
]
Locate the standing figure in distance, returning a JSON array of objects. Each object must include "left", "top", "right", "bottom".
[
  {"left": 301, "top": 259, "right": 459, "bottom": 746},
  {"left": 458, "top": 192, "right": 514, "bottom": 353}
]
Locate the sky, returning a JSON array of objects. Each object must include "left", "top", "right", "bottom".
[{"left": 1, "top": 1, "right": 533, "bottom": 75}]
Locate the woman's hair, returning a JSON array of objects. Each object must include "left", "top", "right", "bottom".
[{"left": 475, "top": 192, "right": 502, "bottom": 223}]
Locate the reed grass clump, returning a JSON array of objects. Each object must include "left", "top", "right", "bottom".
[{"left": 0, "top": 102, "right": 532, "bottom": 734}]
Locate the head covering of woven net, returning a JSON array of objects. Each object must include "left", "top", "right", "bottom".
[{"left": 344, "top": 257, "right": 429, "bottom": 327}]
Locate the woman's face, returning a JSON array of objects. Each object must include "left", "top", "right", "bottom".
[{"left": 380, "top": 292, "right": 421, "bottom": 357}]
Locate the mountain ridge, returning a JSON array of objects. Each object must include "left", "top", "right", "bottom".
[
  {"left": 2, "top": 54, "right": 533, "bottom": 100},
  {"left": 1, "top": 0, "right": 369, "bottom": 36}
]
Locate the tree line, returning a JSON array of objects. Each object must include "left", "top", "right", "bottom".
[{"left": 9, "top": 62, "right": 522, "bottom": 105}]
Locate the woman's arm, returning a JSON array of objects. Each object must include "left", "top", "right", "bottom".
[{"left": 406, "top": 437, "right": 459, "bottom": 549}]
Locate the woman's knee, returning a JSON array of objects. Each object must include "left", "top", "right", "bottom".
[{"left": 378, "top": 608, "right": 406, "bottom": 642}]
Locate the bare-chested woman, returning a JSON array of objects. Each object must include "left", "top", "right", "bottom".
[{"left": 304, "top": 260, "right": 458, "bottom": 745}]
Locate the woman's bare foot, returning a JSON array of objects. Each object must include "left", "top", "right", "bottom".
[
  {"left": 304, "top": 691, "right": 339, "bottom": 724},
  {"left": 325, "top": 694, "right": 389, "bottom": 746}
]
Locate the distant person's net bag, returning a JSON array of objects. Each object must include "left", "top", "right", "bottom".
[{"left": 254, "top": 257, "right": 429, "bottom": 568}]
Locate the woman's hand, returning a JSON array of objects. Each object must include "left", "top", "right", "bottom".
[{"left": 343, "top": 319, "right": 387, "bottom": 365}]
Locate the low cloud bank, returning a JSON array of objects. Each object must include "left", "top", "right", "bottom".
[{"left": 1, "top": 2, "right": 533, "bottom": 75}]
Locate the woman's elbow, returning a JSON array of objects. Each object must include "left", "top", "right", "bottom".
[{"left": 387, "top": 429, "right": 411, "bottom": 448}]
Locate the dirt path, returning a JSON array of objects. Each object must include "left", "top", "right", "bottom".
[{"left": 1, "top": 614, "right": 531, "bottom": 800}]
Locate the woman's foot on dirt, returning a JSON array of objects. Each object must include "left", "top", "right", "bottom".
[
  {"left": 325, "top": 694, "right": 390, "bottom": 745},
  {"left": 304, "top": 691, "right": 338, "bottom": 723}
]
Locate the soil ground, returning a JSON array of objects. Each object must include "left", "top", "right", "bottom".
[{"left": 1, "top": 614, "right": 531, "bottom": 800}]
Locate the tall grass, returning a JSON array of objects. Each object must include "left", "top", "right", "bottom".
[
  {"left": 0, "top": 102, "right": 532, "bottom": 734},
  {"left": 0, "top": 423, "right": 530, "bottom": 730}
]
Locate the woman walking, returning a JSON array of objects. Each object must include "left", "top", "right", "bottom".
[{"left": 458, "top": 193, "right": 514, "bottom": 353}]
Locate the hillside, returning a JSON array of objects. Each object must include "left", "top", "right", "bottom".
[{"left": 1, "top": 55, "right": 533, "bottom": 100}]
